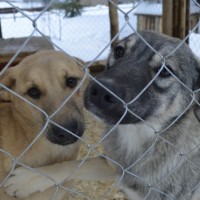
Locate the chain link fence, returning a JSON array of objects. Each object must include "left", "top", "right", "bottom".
[{"left": 0, "top": 0, "right": 200, "bottom": 199}]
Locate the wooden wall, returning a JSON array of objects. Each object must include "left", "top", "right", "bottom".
[
  {"left": 137, "top": 15, "right": 162, "bottom": 32},
  {"left": 137, "top": 14, "right": 199, "bottom": 33}
]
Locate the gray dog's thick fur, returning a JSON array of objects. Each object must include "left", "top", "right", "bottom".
[
  {"left": 4, "top": 31, "right": 200, "bottom": 200},
  {"left": 84, "top": 31, "right": 200, "bottom": 200}
]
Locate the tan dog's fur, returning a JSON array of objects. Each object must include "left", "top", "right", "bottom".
[{"left": 0, "top": 50, "right": 86, "bottom": 200}]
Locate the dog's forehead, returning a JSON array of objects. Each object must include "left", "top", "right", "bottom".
[
  {"left": 17, "top": 52, "right": 83, "bottom": 78},
  {"left": 11, "top": 53, "right": 84, "bottom": 96},
  {"left": 127, "top": 32, "right": 181, "bottom": 54},
  {"left": 108, "top": 31, "right": 187, "bottom": 68}
]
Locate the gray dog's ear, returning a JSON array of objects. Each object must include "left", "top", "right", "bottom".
[
  {"left": 0, "top": 68, "right": 16, "bottom": 102},
  {"left": 194, "top": 106, "right": 200, "bottom": 122},
  {"left": 195, "top": 55, "right": 200, "bottom": 70},
  {"left": 193, "top": 56, "right": 200, "bottom": 121},
  {"left": 194, "top": 105, "right": 200, "bottom": 122}
]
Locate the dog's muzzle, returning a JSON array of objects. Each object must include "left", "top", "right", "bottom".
[
  {"left": 84, "top": 80, "right": 128, "bottom": 123},
  {"left": 47, "top": 120, "right": 84, "bottom": 146},
  {"left": 89, "top": 80, "right": 122, "bottom": 108},
  {"left": 84, "top": 78, "right": 146, "bottom": 124}
]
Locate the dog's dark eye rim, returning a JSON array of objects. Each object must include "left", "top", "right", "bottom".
[
  {"left": 114, "top": 46, "right": 125, "bottom": 59},
  {"left": 154, "top": 65, "right": 173, "bottom": 78},
  {"left": 27, "top": 87, "right": 41, "bottom": 99},
  {"left": 66, "top": 77, "right": 78, "bottom": 88}
]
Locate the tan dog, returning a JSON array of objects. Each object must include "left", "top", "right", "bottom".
[{"left": 0, "top": 50, "right": 86, "bottom": 200}]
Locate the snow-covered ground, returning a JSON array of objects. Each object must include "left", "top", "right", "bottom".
[{"left": 1, "top": 2, "right": 200, "bottom": 61}]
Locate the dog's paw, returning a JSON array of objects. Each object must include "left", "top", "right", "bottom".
[{"left": 4, "top": 167, "right": 54, "bottom": 198}]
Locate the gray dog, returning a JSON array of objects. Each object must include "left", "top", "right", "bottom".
[{"left": 4, "top": 31, "right": 200, "bottom": 200}]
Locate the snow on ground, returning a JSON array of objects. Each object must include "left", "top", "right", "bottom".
[
  {"left": 50, "top": 4, "right": 137, "bottom": 61},
  {"left": 0, "top": 2, "right": 200, "bottom": 61}
]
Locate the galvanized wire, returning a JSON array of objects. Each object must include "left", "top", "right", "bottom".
[{"left": 0, "top": 0, "right": 200, "bottom": 200}]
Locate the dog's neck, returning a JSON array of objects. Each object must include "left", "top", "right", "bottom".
[
  {"left": 117, "top": 123, "right": 156, "bottom": 155},
  {"left": 106, "top": 110, "right": 200, "bottom": 164}
]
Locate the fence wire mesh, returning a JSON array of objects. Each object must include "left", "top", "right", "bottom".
[{"left": 1, "top": 0, "right": 200, "bottom": 200}]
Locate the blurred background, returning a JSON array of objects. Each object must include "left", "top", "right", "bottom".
[{"left": 0, "top": 0, "right": 199, "bottom": 71}]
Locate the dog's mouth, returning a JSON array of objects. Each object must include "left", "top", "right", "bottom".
[{"left": 46, "top": 120, "right": 84, "bottom": 146}]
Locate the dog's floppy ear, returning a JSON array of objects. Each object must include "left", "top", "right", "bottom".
[{"left": 0, "top": 68, "right": 16, "bottom": 102}]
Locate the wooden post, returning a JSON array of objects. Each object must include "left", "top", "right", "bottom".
[
  {"left": 162, "top": 0, "right": 173, "bottom": 36},
  {"left": 172, "top": 0, "right": 179, "bottom": 37},
  {"left": 0, "top": 19, "right": 2, "bottom": 39},
  {"left": 173, "top": 0, "right": 190, "bottom": 42},
  {"left": 163, "top": 0, "right": 190, "bottom": 43},
  {"left": 185, "top": 0, "right": 190, "bottom": 43},
  {"left": 108, "top": 0, "right": 119, "bottom": 48}
]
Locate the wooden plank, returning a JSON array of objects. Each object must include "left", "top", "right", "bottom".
[
  {"left": 0, "top": 7, "right": 45, "bottom": 14},
  {"left": 0, "top": 7, "right": 18, "bottom": 14},
  {"left": 172, "top": 0, "right": 190, "bottom": 42},
  {"left": 179, "top": 0, "right": 187, "bottom": 39},
  {"left": 138, "top": 16, "right": 145, "bottom": 32},
  {"left": 162, "top": 0, "right": 173, "bottom": 36},
  {"left": 108, "top": 0, "right": 119, "bottom": 47},
  {"left": 0, "top": 36, "right": 54, "bottom": 70}
]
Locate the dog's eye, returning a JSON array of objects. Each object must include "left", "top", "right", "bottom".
[
  {"left": 66, "top": 77, "right": 78, "bottom": 88},
  {"left": 114, "top": 46, "right": 125, "bottom": 59},
  {"left": 155, "top": 65, "right": 173, "bottom": 78},
  {"left": 27, "top": 87, "right": 41, "bottom": 99}
]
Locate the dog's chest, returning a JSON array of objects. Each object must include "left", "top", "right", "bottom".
[
  {"left": 103, "top": 124, "right": 156, "bottom": 199},
  {"left": 118, "top": 124, "right": 155, "bottom": 154},
  {"left": 104, "top": 124, "right": 156, "bottom": 163},
  {"left": 104, "top": 121, "right": 200, "bottom": 200},
  {"left": 120, "top": 186, "right": 142, "bottom": 200}
]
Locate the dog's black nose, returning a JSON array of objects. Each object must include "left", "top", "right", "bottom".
[
  {"left": 47, "top": 121, "right": 84, "bottom": 146},
  {"left": 89, "top": 80, "right": 123, "bottom": 108}
]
